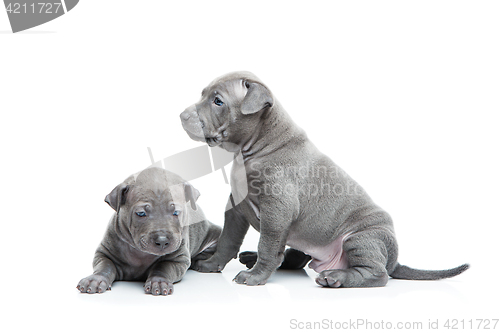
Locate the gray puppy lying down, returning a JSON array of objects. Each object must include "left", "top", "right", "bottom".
[
  {"left": 180, "top": 71, "right": 469, "bottom": 288},
  {"left": 77, "top": 167, "right": 221, "bottom": 295}
]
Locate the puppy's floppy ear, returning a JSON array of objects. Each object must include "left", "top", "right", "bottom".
[
  {"left": 183, "top": 182, "right": 200, "bottom": 210},
  {"left": 105, "top": 183, "right": 130, "bottom": 212},
  {"left": 240, "top": 81, "right": 274, "bottom": 115}
]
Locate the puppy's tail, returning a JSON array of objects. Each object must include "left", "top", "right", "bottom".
[{"left": 389, "top": 262, "right": 470, "bottom": 280}]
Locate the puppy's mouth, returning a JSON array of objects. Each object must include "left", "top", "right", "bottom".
[
  {"left": 182, "top": 127, "right": 226, "bottom": 147},
  {"left": 205, "top": 134, "right": 223, "bottom": 147},
  {"left": 181, "top": 122, "right": 205, "bottom": 142},
  {"left": 180, "top": 108, "right": 230, "bottom": 147},
  {"left": 205, "top": 125, "right": 229, "bottom": 147}
]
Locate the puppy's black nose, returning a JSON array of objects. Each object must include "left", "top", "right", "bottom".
[{"left": 154, "top": 235, "right": 170, "bottom": 249}]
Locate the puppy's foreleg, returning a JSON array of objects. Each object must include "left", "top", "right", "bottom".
[
  {"left": 144, "top": 255, "right": 190, "bottom": 296},
  {"left": 77, "top": 251, "right": 117, "bottom": 294},
  {"left": 191, "top": 195, "right": 250, "bottom": 273},
  {"left": 233, "top": 196, "right": 293, "bottom": 286}
]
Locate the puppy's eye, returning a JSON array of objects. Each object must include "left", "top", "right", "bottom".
[
  {"left": 173, "top": 210, "right": 180, "bottom": 216},
  {"left": 136, "top": 211, "right": 146, "bottom": 217},
  {"left": 214, "top": 97, "right": 224, "bottom": 106}
]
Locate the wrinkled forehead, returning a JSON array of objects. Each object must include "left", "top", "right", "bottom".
[
  {"left": 205, "top": 79, "right": 247, "bottom": 101},
  {"left": 167, "top": 183, "right": 186, "bottom": 205},
  {"left": 127, "top": 184, "right": 173, "bottom": 204},
  {"left": 127, "top": 171, "right": 186, "bottom": 205},
  {"left": 202, "top": 71, "right": 263, "bottom": 100},
  {"left": 127, "top": 183, "right": 186, "bottom": 206}
]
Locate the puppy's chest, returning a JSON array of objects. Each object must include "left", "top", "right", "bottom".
[
  {"left": 116, "top": 249, "right": 160, "bottom": 280},
  {"left": 230, "top": 153, "right": 251, "bottom": 208}
]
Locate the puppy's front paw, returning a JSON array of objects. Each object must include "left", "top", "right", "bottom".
[
  {"left": 233, "top": 269, "right": 269, "bottom": 286},
  {"left": 77, "top": 274, "right": 111, "bottom": 294},
  {"left": 144, "top": 276, "right": 173, "bottom": 296},
  {"left": 191, "top": 257, "right": 225, "bottom": 273}
]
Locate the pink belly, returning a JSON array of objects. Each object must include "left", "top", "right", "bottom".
[{"left": 302, "top": 232, "right": 353, "bottom": 273}]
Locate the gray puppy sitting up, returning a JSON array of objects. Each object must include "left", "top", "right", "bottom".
[
  {"left": 77, "top": 167, "right": 221, "bottom": 295},
  {"left": 180, "top": 71, "right": 469, "bottom": 288}
]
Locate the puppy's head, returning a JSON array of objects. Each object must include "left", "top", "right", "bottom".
[
  {"left": 180, "top": 71, "right": 274, "bottom": 150},
  {"left": 104, "top": 167, "right": 200, "bottom": 256}
]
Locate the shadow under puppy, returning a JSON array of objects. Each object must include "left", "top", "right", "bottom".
[{"left": 77, "top": 167, "right": 221, "bottom": 295}]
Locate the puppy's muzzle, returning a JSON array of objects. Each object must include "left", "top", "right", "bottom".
[{"left": 180, "top": 106, "right": 205, "bottom": 141}]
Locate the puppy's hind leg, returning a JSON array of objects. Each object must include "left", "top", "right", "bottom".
[
  {"left": 316, "top": 229, "right": 395, "bottom": 288},
  {"left": 238, "top": 251, "right": 258, "bottom": 269}
]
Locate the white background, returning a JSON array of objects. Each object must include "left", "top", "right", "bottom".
[{"left": 1, "top": 1, "right": 499, "bottom": 332}]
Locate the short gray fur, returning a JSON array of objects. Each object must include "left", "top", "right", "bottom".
[
  {"left": 180, "top": 71, "right": 469, "bottom": 288},
  {"left": 77, "top": 167, "right": 221, "bottom": 295}
]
